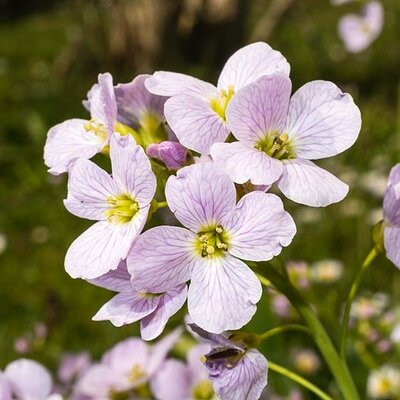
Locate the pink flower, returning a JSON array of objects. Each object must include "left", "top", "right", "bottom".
[
  {"left": 127, "top": 162, "right": 296, "bottom": 333},
  {"left": 64, "top": 133, "right": 156, "bottom": 279}
]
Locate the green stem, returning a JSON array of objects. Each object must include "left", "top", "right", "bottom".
[
  {"left": 268, "top": 361, "right": 333, "bottom": 400},
  {"left": 255, "top": 272, "right": 274, "bottom": 289},
  {"left": 261, "top": 262, "right": 360, "bottom": 400},
  {"left": 259, "top": 324, "right": 311, "bottom": 341},
  {"left": 339, "top": 248, "right": 378, "bottom": 358}
]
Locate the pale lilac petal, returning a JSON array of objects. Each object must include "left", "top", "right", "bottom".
[
  {"left": 92, "top": 291, "right": 160, "bottom": 327},
  {"left": 0, "top": 373, "right": 12, "bottom": 400},
  {"left": 88, "top": 260, "right": 132, "bottom": 292},
  {"left": 5, "top": 359, "right": 52, "bottom": 400},
  {"left": 188, "top": 324, "right": 241, "bottom": 351},
  {"left": 285, "top": 81, "right": 361, "bottom": 159},
  {"left": 114, "top": 74, "right": 167, "bottom": 127},
  {"left": 44, "top": 119, "right": 104, "bottom": 175},
  {"left": 90, "top": 73, "right": 117, "bottom": 134},
  {"left": 217, "top": 42, "right": 290, "bottom": 91},
  {"left": 148, "top": 327, "right": 182, "bottom": 375},
  {"left": 211, "top": 142, "right": 283, "bottom": 185},
  {"left": 277, "top": 159, "right": 349, "bottom": 207},
  {"left": 165, "top": 163, "right": 236, "bottom": 231},
  {"left": 145, "top": 71, "right": 217, "bottom": 98},
  {"left": 384, "top": 226, "right": 400, "bottom": 269},
  {"left": 58, "top": 352, "right": 91, "bottom": 384},
  {"left": 150, "top": 360, "right": 191, "bottom": 400},
  {"left": 109, "top": 134, "right": 156, "bottom": 205},
  {"left": 164, "top": 95, "right": 230, "bottom": 154},
  {"left": 140, "top": 284, "right": 188, "bottom": 341},
  {"left": 128, "top": 226, "right": 198, "bottom": 292},
  {"left": 383, "top": 164, "right": 400, "bottom": 226},
  {"left": 188, "top": 255, "right": 262, "bottom": 333},
  {"left": 226, "top": 74, "right": 292, "bottom": 144},
  {"left": 64, "top": 158, "right": 117, "bottom": 220},
  {"left": 364, "top": 1, "right": 384, "bottom": 32},
  {"left": 226, "top": 192, "right": 296, "bottom": 261},
  {"left": 65, "top": 209, "right": 148, "bottom": 279},
  {"left": 211, "top": 350, "right": 268, "bottom": 400},
  {"left": 187, "top": 344, "right": 212, "bottom": 383}
]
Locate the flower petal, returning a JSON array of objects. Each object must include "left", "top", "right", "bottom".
[
  {"left": 110, "top": 134, "right": 156, "bottom": 205},
  {"left": 164, "top": 94, "right": 230, "bottom": 154},
  {"left": 92, "top": 291, "right": 160, "bottom": 327},
  {"left": 165, "top": 163, "right": 236, "bottom": 231},
  {"left": 90, "top": 73, "right": 117, "bottom": 135},
  {"left": 211, "top": 142, "right": 283, "bottom": 186},
  {"left": 140, "top": 284, "right": 188, "bottom": 341},
  {"left": 217, "top": 42, "right": 290, "bottom": 91},
  {"left": 226, "top": 192, "right": 296, "bottom": 261},
  {"left": 5, "top": 359, "right": 52, "bottom": 400},
  {"left": 88, "top": 260, "right": 132, "bottom": 292},
  {"left": 277, "top": 159, "right": 349, "bottom": 207},
  {"left": 64, "top": 158, "right": 117, "bottom": 221},
  {"left": 286, "top": 81, "right": 361, "bottom": 159},
  {"left": 188, "top": 255, "right": 262, "bottom": 333},
  {"left": 150, "top": 359, "right": 191, "bottom": 400},
  {"left": 226, "top": 73, "right": 292, "bottom": 144},
  {"left": 114, "top": 74, "right": 167, "bottom": 127},
  {"left": 44, "top": 119, "right": 104, "bottom": 175},
  {"left": 128, "top": 226, "right": 198, "bottom": 292},
  {"left": 0, "top": 373, "right": 11, "bottom": 400},
  {"left": 188, "top": 324, "right": 241, "bottom": 351},
  {"left": 65, "top": 210, "right": 148, "bottom": 279},
  {"left": 384, "top": 164, "right": 400, "bottom": 226},
  {"left": 145, "top": 71, "right": 217, "bottom": 98},
  {"left": 384, "top": 226, "right": 400, "bottom": 270},
  {"left": 211, "top": 349, "right": 268, "bottom": 400}
]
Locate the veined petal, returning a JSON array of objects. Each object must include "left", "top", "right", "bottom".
[
  {"left": 165, "top": 163, "right": 237, "bottom": 231},
  {"left": 5, "top": 359, "right": 52, "bottom": 400},
  {"left": 140, "top": 284, "right": 188, "bottom": 341},
  {"left": 226, "top": 74, "right": 292, "bottom": 144},
  {"left": 64, "top": 158, "right": 117, "bottom": 221},
  {"left": 211, "top": 350, "right": 268, "bottom": 400},
  {"left": 384, "top": 226, "right": 400, "bottom": 270},
  {"left": 384, "top": 164, "right": 400, "bottom": 226},
  {"left": 90, "top": 73, "right": 117, "bottom": 135},
  {"left": 114, "top": 74, "right": 167, "bottom": 127},
  {"left": 110, "top": 134, "right": 156, "bottom": 206},
  {"left": 188, "top": 254, "right": 262, "bottom": 333},
  {"left": 88, "top": 260, "right": 132, "bottom": 292},
  {"left": 145, "top": 71, "right": 217, "bottom": 98},
  {"left": 150, "top": 359, "right": 191, "bottom": 400},
  {"left": 65, "top": 210, "right": 147, "bottom": 279},
  {"left": 188, "top": 324, "right": 241, "bottom": 351},
  {"left": 226, "top": 192, "right": 296, "bottom": 261},
  {"left": 164, "top": 95, "right": 230, "bottom": 154},
  {"left": 211, "top": 142, "right": 283, "bottom": 186},
  {"left": 217, "top": 42, "right": 290, "bottom": 92},
  {"left": 128, "top": 226, "right": 197, "bottom": 292},
  {"left": 44, "top": 119, "right": 104, "bottom": 175},
  {"left": 92, "top": 291, "right": 160, "bottom": 327},
  {"left": 277, "top": 159, "right": 349, "bottom": 207},
  {"left": 286, "top": 81, "right": 361, "bottom": 159}
]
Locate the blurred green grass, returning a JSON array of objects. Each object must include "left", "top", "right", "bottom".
[{"left": 1, "top": 0, "right": 400, "bottom": 397}]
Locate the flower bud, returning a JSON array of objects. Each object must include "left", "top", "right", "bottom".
[{"left": 147, "top": 141, "right": 188, "bottom": 170}]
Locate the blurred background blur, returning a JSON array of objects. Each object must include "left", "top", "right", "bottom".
[{"left": 1, "top": 0, "right": 400, "bottom": 398}]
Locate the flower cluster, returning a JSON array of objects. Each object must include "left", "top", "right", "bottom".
[{"left": 42, "top": 40, "right": 400, "bottom": 399}]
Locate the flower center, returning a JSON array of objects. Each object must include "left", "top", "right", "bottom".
[
  {"left": 255, "top": 131, "right": 296, "bottom": 160},
  {"left": 210, "top": 85, "right": 235, "bottom": 121},
  {"left": 84, "top": 119, "right": 108, "bottom": 142},
  {"left": 192, "top": 379, "right": 215, "bottom": 400},
  {"left": 196, "top": 225, "right": 229, "bottom": 258},
  {"left": 104, "top": 194, "right": 139, "bottom": 224},
  {"left": 128, "top": 364, "right": 147, "bottom": 383}
]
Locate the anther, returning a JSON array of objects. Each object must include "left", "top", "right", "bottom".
[
  {"left": 216, "top": 226, "right": 223, "bottom": 234},
  {"left": 206, "top": 246, "right": 215, "bottom": 255}
]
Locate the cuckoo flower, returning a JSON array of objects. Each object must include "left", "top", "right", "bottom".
[
  {"left": 128, "top": 162, "right": 296, "bottom": 333},
  {"left": 90, "top": 261, "right": 187, "bottom": 340},
  {"left": 338, "top": 1, "right": 384, "bottom": 53},
  {"left": 145, "top": 42, "right": 290, "bottom": 154},
  {"left": 382, "top": 164, "right": 400, "bottom": 269},
  {"left": 44, "top": 73, "right": 117, "bottom": 175},
  {"left": 64, "top": 133, "right": 156, "bottom": 279},
  {"left": 212, "top": 73, "right": 361, "bottom": 207},
  {"left": 147, "top": 141, "right": 189, "bottom": 171},
  {"left": 77, "top": 330, "right": 181, "bottom": 398},
  {"left": 151, "top": 344, "right": 215, "bottom": 400},
  {"left": 189, "top": 324, "right": 268, "bottom": 400}
]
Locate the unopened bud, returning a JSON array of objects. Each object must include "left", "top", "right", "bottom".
[{"left": 147, "top": 141, "right": 188, "bottom": 170}]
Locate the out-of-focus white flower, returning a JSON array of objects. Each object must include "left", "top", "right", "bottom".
[
  {"left": 351, "top": 293, "right": 389, "bottom": 321},
  {"left": 292, "top": 348, "right": 321, "bottom": 375},
  {"left": 0, "top": 233, "right": 7, "bottom": 255},
  {"left": 310, "top": 259, "right": 343, "bottom": 283},
  {"left": 367, "top": 365, "right": 400, "bottom": 399},
  {"left": 390, "top": 324, "right": 400, "bottom": 343},
  {"left": 360, "top": 170, "right": 388, "bottom": 198}
]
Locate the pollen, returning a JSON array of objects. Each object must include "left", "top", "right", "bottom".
[
  {"left": 104, "top": 193, "right": 139, "bottom": 224},
  {"left": 255, "top": 131, "right": 296, "bottom": 160},
  {"left": 84, "top": 119, "right": 108, "bottom": 142},
  {"left": 210, "top": 85, "right": 235, "bottom": 121},
  {"left": 197, "top": 225, "right": 229, "bottom": 258}
]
